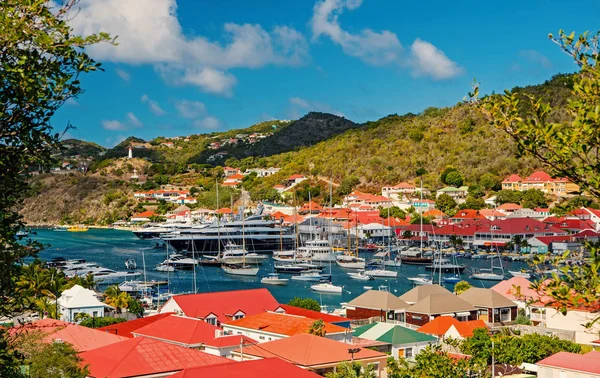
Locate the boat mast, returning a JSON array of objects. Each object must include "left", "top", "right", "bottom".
[
  {"left": 419, "top": 179, "right": 423, "bottom": 253},
  {"left": 329, "top": 177, "right": 333, "bottom": 246},
  {"left": 191, "top": 233, "right": 197, "bottom": 293},
  {"left": 309, "top": 192, "right": 313, "bottom": 241},
  {"left": 216, "top": 179, "right": 221, "bottom": 259}
]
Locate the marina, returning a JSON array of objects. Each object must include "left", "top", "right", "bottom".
[{"left": 29, "top": 227, "right": 533, "bottom": 308}]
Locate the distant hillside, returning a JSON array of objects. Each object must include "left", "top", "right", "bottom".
[
  {"left": 60, "top": 139, "right": 106, "bottom": 157},
  {"left": 188, "top": 113, "right": 359, "bottom": 164}
]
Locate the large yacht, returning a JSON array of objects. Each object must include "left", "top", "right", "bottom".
[
  {"left": 299, "top": 239, "right": 343, "bottom": 262},
  {"left": 161, "top": 214, "right": 294, "bottom": 254}
]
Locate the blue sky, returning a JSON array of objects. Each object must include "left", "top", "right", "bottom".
[{"left": 54, "top": 0, "right": 600, "bottom": 146}]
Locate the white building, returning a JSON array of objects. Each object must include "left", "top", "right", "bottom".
[
  {"left": 350, "top": 223, "right": 393, "bottom": 240},
  {"left": 247, "top": 167, "right": 281, "bottom": 178},
  {"left": 58, "top": 285, "right": 109, "bottom": 323}
]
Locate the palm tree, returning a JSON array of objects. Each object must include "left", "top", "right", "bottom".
[
  {"left": 16, "top": 264, "right": 50, "bottom": 298},
  {"left": 308, "top": 319, "right": 326, "bottom": 337},
  {"left": 326, "top": 361, "right": 376, "bottom": 378},
  {"left": 67, "top": 273, "right": 96, "bottom": 290},
  {"left": 104, "top": 285, "right": 130, "bottom": 313}
]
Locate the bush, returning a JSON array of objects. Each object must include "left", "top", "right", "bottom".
[
  {"left": 288, "top": 297, "right": 321, "bottom": 312},
  {"left": 79, "top": 316, "right": 126, "bottom": 329}
]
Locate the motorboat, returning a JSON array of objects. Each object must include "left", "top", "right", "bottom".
[
  {"left": 508, "top": 270, "right": 532, "bottom": 279},
  {"left": 471, "top": 268, "right": 504, "bottom": 281},
  {"left": 261, "top": 273, "right": 289, "bottom": 285},
  {"left": 16, "top": 230, "right": 28, "bottom": 237},
  {"left": 162, "top": 254, "right": 199, "bottom": 270},
  {"left": 300, "top": 239, "right": 341, "bottom": 262},
  {"left": 310, "top": 281, "right": 343, "bottom": 294},
  {"left": 222, "top": 263, "right": 259, "bottom": 276},
  {"left": 400, "top": 249, "right": 433, "bottom": 265},
  {"left": 424, "top": 259, "right": 466, "bottom": 273},
  {"left": 290, "top": 271, "right": 323, "bottom": 282},
  {"left": 67, "top": 225, "right": 89, "bottom": 232},
  {"left": 92, "top": 269, "right": 141, "bottom": 284},
  {"left": 366, "top": 267, "right": 398, "bottom": 278},
  {"left": 442, "top": 275, "right": 462, "bottom": 284},
  {"left": 272, "top": 250, "right": 296, "bottom": 261},
  {"left": 274, "top": 263, "right": 307, "bottom": 274},
  {"left": 125, "top": 259, "right": 137, "bottom": 270},
  {"left": 335, "top": 254, "right": 366, "bottom": 269},
  {"left": 407, "top": 274, "right": 433, "bottom": 286},
  {"left": 383, "top": 257, "right": 402, "bottom": 268},
  {"left": 155, "top": 263, "right": 175, "bottom": 272},
  {"left": 347, "top": 271, "right": 374, "bottom": 281}
]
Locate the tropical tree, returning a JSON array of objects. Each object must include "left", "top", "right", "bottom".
[
  {"left": 288, "top": 297, "right": 321, "bottom": 312},
  {"left": 445, "top": 171, "right": 464, "bottom": 187},
  {"left": 326, "top": 361, "right": 376, "bottom": 378},
  {"left": 435, "top": 194, "right": 457, "bottom": 215},
  {"left": 387, "top": 345, "right": 475, "bottom": 378},
  {"left": 453, "top": 280, "right": 471, "bottom": 294},
  {"left": 308, "top": 320, "right": 326, "bottom": 337},
  {"left": 16, "top": 263, "right": 51, "bottom": 299},
  {"left": 67, "top": 273, "right": 96, "bottom": 290},
  {"left": 104, "top": 286, "right": 131, "bottom": 313},
  {"left": 402, "top": 230, "right": 413, "bottom": 239}
]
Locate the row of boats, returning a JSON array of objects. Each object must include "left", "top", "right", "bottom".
[{"left": 46, "top": 258, "right": 141, "bottom": 284}]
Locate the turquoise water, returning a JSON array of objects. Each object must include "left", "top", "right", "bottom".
[{"left": 30, "top": 228, "right": 527, "bottom": 308}]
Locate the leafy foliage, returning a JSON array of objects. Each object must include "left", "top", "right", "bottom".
[
  {"left": 445, "top": 171, "right": 464, "bottom": 187},
  {"left": 435, "top": 194, "right": 457, "bottom": 215},
  {"left": 387, "top": 346, "right": 476, "bottom": 378},
  {"left": 308, "top": 320, "right": 326, "bottom": 337},
  {"left": 288, "top": 297, "right": 321, "bottom": 312},
  {"left": 453, "top": 280, "right": 471, "bottom": 294},
  {"left": 79, "top": 316, "right": 127, "bottom": 329},
  {"left": 326, "top": 361, "right": 376, "bottom": 378}
]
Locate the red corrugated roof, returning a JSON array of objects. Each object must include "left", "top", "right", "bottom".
[
  {"left": 523, "top": 170, "right": 553, "bottom": 182},
  {"left": 132, "top": 315, "right": 219, "bottom": 345},
  {"left": 98, "top": 312, "right": 174, "bottom": 338},
  {"left": 80, "top": 337, "right": 230, "bottom": 378},
  {"left": 233, "top": 334, "right": 386, "bottom": 366},
  {"left": 170, "top": 357, "right": 321, "bottom": 378},
  {"left": 204, "top": 334, "right": 256, "bottom": 348},
  {"left": 165, "top": 288, "right": 280, "bottom": 323},
  {"left": 288, "top": 174, "right": 305, "bottom": 180},
  {"left": 502, "top": 174, "right": 522, "bottom": 183},
  {"left": 133, "top": 211, "right": 156, "bottom": 218},
  {"left": 497, "top": 203, "right": 522, "bottom": 211},
  {"left": 537, "top": 351, "right": 600, "bottom": 374},
  {"left": 452, "top": 209, "right": 485, "bottom": 220},
  {"left": 279, "top": 304, "right": 349, "bottom": 324},
  {"left": 224, "top": 312, "right": 347, "bottom": 337},
  {"left": 11, "top": 319, "right": 126, "bottom": 352}
]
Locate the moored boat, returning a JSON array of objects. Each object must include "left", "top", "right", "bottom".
[
  {"left": 310, "top": 281, "right": 343, "bottom": 294},
  {"left": 260, "top": 273, "right": 289, "bottom": 285},
  {"left": 407, "top": 274, "right": 432, "bottom": 286},
  {"left": 347, "top": 271, "right": 374, "bottom": 281}
]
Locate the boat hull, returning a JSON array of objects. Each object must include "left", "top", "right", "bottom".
[
  {"left": 424, "top": 265, "right": 466, "bottom": 273},
  {"left": 310, "top": 284, "right": 343, "bottom": 293},
  {"left": 260, "top": 278, "right": 289, "bottom": 285},
  {"left": 471, "top": 274, "right": 504, "bottom": 281},
  {"left": 400, "top": 257, "right": 433, "bottom": 265},
  {"left": 222, "top": 265, "right": 259, "bottom": 276}
]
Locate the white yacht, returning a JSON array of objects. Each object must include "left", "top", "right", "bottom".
[
  {"left": 290, "top": 271, "right": 323, "bottom": 282},
  {"left": 222, "top": 264, "right": 259, "bottom": 276},
  {"left": 92, "top": 269, "right": 141, "bottom": 284},
  {"left": 300, "top": 239, "right": 341, "bottom": 262},
  {"left": 347, "top": 271, "right": 374, "bottom": 281},
  {"left": 335, "top": 254, "right": 366, "bottom": 269},
  {"left": 508, "top": 270, "right": 532, "bottom": 279},
  {"left": 218, "top": 243, "right": 268, "bottom": 265},
  {"left": 366, "top": 267, "right": 398, "bottom": 278},
  {"left": 310, "top": 281, "right": 343, "bottom": 294},
  {"left": 471, "top": 268, "right": 505, "bottom": 281},
  {"left": 407, "top": 274, "right": 433, "bottom": 286},
  {"left": 155, "top": 263, "right": 175, "bottom": 272},
  {"left": 162, "top": 254, "right": 199, "bottom": 270},
  {"left": 261, "top": 273, "right": 289, "bottom": 285},
  {"left": 425, "top": 258, "right": 466, "bottom": 273}
]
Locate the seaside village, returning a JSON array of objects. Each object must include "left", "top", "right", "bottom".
[{"left": 10, "top": 168, "right": 600, "bottom": 378}]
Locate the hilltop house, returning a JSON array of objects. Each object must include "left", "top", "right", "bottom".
[
  {"left": 58, "top": 285, "right": 110, "bottom": 323},
  {"left": 353, "top": 322, "right": 438, "bottom": 359},
  {"left": 501, "top": 171, "right": 580, "bottom": 195},
  {"left": 223, "top": 166, "right": 242, "bottom": 177},
  {"left": 436, "top": 186, "right": 469, "bottom": 203}
]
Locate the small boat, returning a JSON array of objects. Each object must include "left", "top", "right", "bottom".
[
  {"left": 508, "top": 270, "right": 532, "bottom": 279},
  {"left": 407, "top": 274, "right": 433, "bottom": 286},
  {"left": 543, "top": 268, "right": 566, "bottom": 277},
  {"left": 155, "top": 263, "right": 175, "bottom": 272},
  {"left": 347, "top": 271, "right": 374, "bottom": 281},
  {"left": 162, "top": 254, "right": 199, "bottom": 270},
  {"left": 220, "top": 243, "right": 268, "bottom": 265},
  {"left": 16, "top": 230, "right": 28, "bottom": 237},
  {"left": 335, "top": 255, "right": 366, "bottom": 269},
  {"left": 274, "top": 263, "right": 307, "bottom": 273},
  {"left": 290, "top": 271, "right": 323, "bottom": 281},
  {"left": 442, "top": 275, "right": 462, "bottom": 284},
  {"left": 125, "top": 259, "right": 137, "bottom": 270},
  {"left": 366, "top": 268, "right": 398, "bottom": 278},
  {"left": 67, "top": 225, "right": 89, "bottom": 232},
  {"left": 424, "top": 259, "right": 466, "bottom": 273},
  {"left": 471, "top": 268, "right": 504, "bottom": 281},
  {"left": 383, "top": 258, "right": 402, "bottom": 268},
  {"left": 363, "top": 286, "right": 373, "bottom": 290},
  {"left": 53, "top": 226, "right": 68, "bottom": 232},
  {"left": 310, "top": 281, "right": 343, "bottom": 294},
  {"left": 400, "top": 249, "right": 433, "bottom": 265},
  {"left": 261, "top": 273, "right": 289, "bottom": 285},
  {"left": 222, "top": 264, "right": 259, "bottom": 276},
  {"left": 92, "top": 269, "right": 142, "bottom": 284}
]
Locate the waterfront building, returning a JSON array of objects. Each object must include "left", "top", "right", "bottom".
[{"left": 345, "top": 290, "right": 409, "bottom": 322}]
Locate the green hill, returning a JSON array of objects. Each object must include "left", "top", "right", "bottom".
[{"left": 60, "top": 139, "right": 106, "bottom": 157}]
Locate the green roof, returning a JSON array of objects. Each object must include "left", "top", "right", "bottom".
[
  {"left": 437, "top": 186, "right": 468, "bottom": 192},
  {"left": 353, "top": 322, "right": 437, "bottom": 345}
]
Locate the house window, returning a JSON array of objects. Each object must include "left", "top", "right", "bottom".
[
  {"left": 92, "top": 311, "right": 98, "bottom": 317},
  {"left": 259, "top": 336, "right": 265, "bottom": 340},
  {"left": 500, "top": 308, "right": 511, "bottom": 322},
  {"left": 205, "top": 317, "right": 217, "bottom": 325},
  {"left": 405, "top": 348, "right": 413, "bottom": 358}
]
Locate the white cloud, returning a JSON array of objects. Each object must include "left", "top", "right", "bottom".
[
  {"left": 66, "top": 0, "right": 309, "bottom": 95},
  {"left": 310, "top": 0, "right": 462, "bottom": 79},
  {"left": 194, "top": 116, "right": 221, "bottom": 130},
  {"left": 65, "top": 98, "right": 80, "bottom": 106},
  {"left": 289, "top": 97, "right": 311, "bottom": 108},
  {"left": 520, "top": 50, "right": 552, "bottom": 69},
  {"left": 101, "top": 120, "right": 127, "bottom": 130},
  {"left": 126, "top": 112, "right": 142, "bottom": 127},
  {"left": 141, "top": 94, "right": 166, "bottom": 115},
  {"left": 174, "top": 100, "right": 206, "bottom": 119},
  {"left": 157, "top": 65, "right": 237, "bottom": 96},
  {"left": 409, "top": 39, "right": 464, "bottom": 80},
  {"left": 115, "top": 68, "right": 131, "bottom": 82}
]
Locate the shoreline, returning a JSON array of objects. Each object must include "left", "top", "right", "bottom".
[{"left": 25, "top": 224, "right": 141, "bottom": 231}]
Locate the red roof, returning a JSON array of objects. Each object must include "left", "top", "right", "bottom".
[
  {"left": 479, "top": 209, "right": 506, "bottom": 218},
  {"left": 224, "top": 312, "right": 347, "bottom": 336},
  {"left": 170, "top": 357, "right": 321, "bottom": 378},
  {"left": 132, "top": 315, "right": 220, "bottom": 346},
  {"left": 288, "top": 174, "right": 305, "bottom": 180},
  {"left": 484, "top": 218, "right": 566, "bottom": 236},
  {"left": 163, "top": 288, "right": 280, "bottom": 323},
  {"left": 417, "top": 317, "right": 487, "bottom": 338},
  {"left": 537, "top": 351, "right": 600, "bottom": 374},
  {"left": 533, "top": 235, "right": 574, "bottom": 245},
  {"left": 491, "top": 276, "right": 552, "bottom": 304},
  {"left": 497, "top": 203, "right": 522, "bottom": 211},
  {"left": 11, "top": 319, "right": 126, "bottom": 352},
  {"left": 133, "top": 210, "right": 156, "bottom": 218},
  {"left": 80, "top": 337, "right": 230, "bottom": 378},
  {"left": 270, "top": 211, "right": 287, "bottom": 219},
  {"left": 228, "top": 173, "right": 245, "bottom": 179},
  {"left": 204, "top": 334, "right": 256, "bottom": 348},
  {"left": 279, "top": 304, "right": 349, "bottom": 324},
  {"left": 98, "top": 312, "right": 174, "bottom": 338},
  {"left": 452, "top": 209, "right": 485, "bottom": 220},
  {"left": 299, "top": 201, "right": 323, "bottom": 212},
  {"left": 523, "top": 170, "right": 553, "bottom": 182},
  {"left": 233, "top": 334, "right": 386, "bottom": 367},
  {"left": 502, "top": 174, "right": 522, "bottom": 183},
  {"left": 216, "top": 207, "right": 233, "bottom": 214},
  {"left": 572, "top": 229, "right": 600, "bottom": 238},
  {"left": 423, "top": 209, "right": 446, "bottom": 218}
]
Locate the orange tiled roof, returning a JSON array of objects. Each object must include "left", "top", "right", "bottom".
[{"left": 224, "top": 312, "right": 347, "bottom": 337}]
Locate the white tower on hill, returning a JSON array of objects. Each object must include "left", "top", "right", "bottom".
[{"left": 128, "top": 145, "right": 133, "bottom": 159}]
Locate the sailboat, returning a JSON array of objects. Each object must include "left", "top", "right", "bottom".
[
  {"left": 367, "top": 213, "right": 398, "bottom": 278},
  {"left": 310, "top": 178, "right": 343, "bottom": 294},
  {"left": 408, "top": 181, "right": 434, "bottom": 285},
  {"left": 336, "top": 212, "right": 366, "bottom": 269},
  {"left": 222, "top": 204, "right": 259, "bottom": 276},
  {"left": 471, "top": 227, "right": 505, "bottom": 281},
  {"left": 347, "top": 271, "right": 374, "bottom": 281},
  {"left": 261, "top": 273, "right": 289, "bottom": 285}
]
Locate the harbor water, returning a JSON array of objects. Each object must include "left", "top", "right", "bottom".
[{"left": 30, "top": 228, "right": 529, "bottom": 309}]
